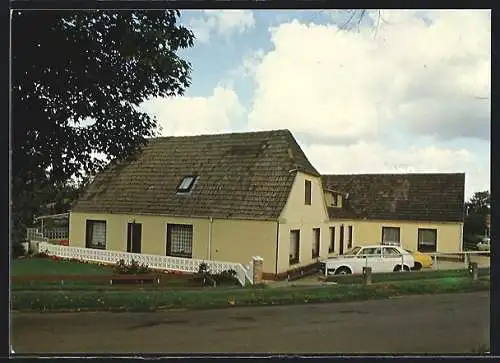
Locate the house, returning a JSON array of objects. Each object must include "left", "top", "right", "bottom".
[
  {"left": 69, "top": 129, "right": 466, "bottom": 278},
  {"left": 70, "top": 130, "right": 330, "bottom": 278},
  {"left": 321, "top": 173, "right": 465, "bottom": 254}
]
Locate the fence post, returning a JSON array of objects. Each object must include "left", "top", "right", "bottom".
[
  {"left": 433, "top": 254, "right": 438, "bottom": 270},
  {"left": 464, "top": 253, "right": 469, "bottom": 269},
  {"left": 363, "top": 266, "right": 372, "bottom": 285},
  {"left": 252, "top": 256, "right": 263, "bottom": 285},
  {"left": 401, "top": 254, "right": 404, "bottom": 272},
  {"left": 469, "top": 262, "right": 478, "bottom": 281}
]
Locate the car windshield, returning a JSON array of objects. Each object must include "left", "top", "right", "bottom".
[{"left": 346, "top": 247, "right": 361, "bottom": 255}]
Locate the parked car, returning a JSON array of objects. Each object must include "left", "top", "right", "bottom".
[
  {"left": 320, "top": 245, "right": 415, "bottom": 275},
  {"left": 477, "top": 237, "right": 490, "bottom": 251},
  {"left": 404, "top": 249, "right": 433, "bottom": 270}
]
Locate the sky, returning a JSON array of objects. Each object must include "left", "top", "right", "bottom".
[{"left": 139, "top": 9, "right": 491, "bottom": 200}]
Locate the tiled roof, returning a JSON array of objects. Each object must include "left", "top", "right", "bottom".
[
  {"left": 322, "top": 173, "right": 465, "bottom": 222},
  {"left": 72, "top": 129, "right": 319, "bottom": 220}
]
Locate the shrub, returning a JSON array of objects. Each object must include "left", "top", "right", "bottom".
[
  {"left": 114, "top": 259, "right": 151, "bottom": 275},
  {"left": 192, "top": 263, "right": 239, "bottom": 287},
  {"left": 12, "top": 243, "right": 26, "bottom": 259},
  {"left": 213, "top": 269, "right": 239, "bottom": 286}
]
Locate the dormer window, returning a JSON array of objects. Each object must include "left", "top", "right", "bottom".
[{"left": 177, "top": 176, "right": 197, "bottom": 193}]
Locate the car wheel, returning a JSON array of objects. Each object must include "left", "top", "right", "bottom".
[
  {"left": 393, "top": 265, "right": 409, "bottom": 272},
  {"left": 335, "top": 267, "right": 352, "bottom": 275},
  {"left": 413, "top": 262, "right": 422, "bottom": 271}
]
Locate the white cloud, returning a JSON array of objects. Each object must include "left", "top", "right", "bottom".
[
  {"left": 188, "top": 10, "right": 255, "bottom": 44},
  {"left": 247, "top": 10, "right": 491, "bottom": 142},
  {"left": 302, "top": 141, "right": 489, "bottom": 199},
  {"left": 242, "top": 10, "right": 490, "bottom": 196},
  {"left": 140, "top": 87, "right": 244, "bottom": 136}
]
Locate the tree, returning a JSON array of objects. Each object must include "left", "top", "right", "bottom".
[
  {"left": 11, "top": 10, "right": 195, "bottom": 243},
  {"left": 463, "top": 190, "right": 490, "bottom": 245}
]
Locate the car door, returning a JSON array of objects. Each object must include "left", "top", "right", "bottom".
[
  {"left": 358, "top": 247, "right": 383, "bottom": 273},
  {"left": 381, "top": 246, "right": 405, "bottom": 272}
]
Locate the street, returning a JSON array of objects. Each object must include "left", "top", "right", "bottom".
[{"left": 12, "top": 291, "right": 489, "bottom": 354}]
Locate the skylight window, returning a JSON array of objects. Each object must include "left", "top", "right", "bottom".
[{"left": 177, "top": 176, "right": 197, "bottom": 193}]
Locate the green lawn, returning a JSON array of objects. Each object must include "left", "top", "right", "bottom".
[
  {"left": 11, "top": 258, "right": 115, "bottom": 276},
  {"left": 11, "top": 277, "right": 490, "bottom": 312}
]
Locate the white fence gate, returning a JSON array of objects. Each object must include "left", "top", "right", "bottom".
[{"left": 38, "top": 242, "right": 254, "bottom": 286}]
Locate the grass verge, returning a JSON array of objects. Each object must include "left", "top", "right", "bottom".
[
  {"left": 12, "top": 258, "right": 114, "bottom": 276},
  {"left": 325, "top": 268, "right": 490, "bottom": 284},
  {"left": 12, "top": 277, "right": 489, "bottom": 313}
]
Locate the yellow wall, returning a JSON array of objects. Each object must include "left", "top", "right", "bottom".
[
  {"left": 277, "top": 172, "right": 330, "bottom": 273},
  {"left": 326, "top": 219, "right": 463, "bottom": 254},
  {"left": 211, "top": 219, "right": 277, "bottom": 274},
  {"left": 69, "top": 212, "right": 277, "bottom": 273}
]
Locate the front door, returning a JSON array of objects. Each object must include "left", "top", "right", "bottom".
[
  {"left": 339, "top": 225, "right": 345, "bottom": 255},
  {"left": 127, "top": 223, "right": 142, "bottom": 253}
]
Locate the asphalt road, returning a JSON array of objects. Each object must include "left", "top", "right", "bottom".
[{"left": 12, "top": 291, "right": 489, "bottom": 354}]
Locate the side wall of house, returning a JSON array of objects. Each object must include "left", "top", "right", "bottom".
[
  {"left": 277, "top": 172, "right": 330, "bottom": 274},
  {"left": 69, "top": 212, "right": 276, "bottom": 271},
  {"left": 326, "top": 219, "right": 463, "bottom": 254}
]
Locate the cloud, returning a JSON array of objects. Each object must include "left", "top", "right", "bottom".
[
  {"left": 247, "top": 10, "right": 490, "bottom": 142},
  {"left": 140, "top": 87, "right": 245, "bottom": 136},
  {"left": 302, "top": 141, "right": 489, "bottom": 199},
  {"left": 188, "top": 10, "right": 255, "bottom": 44}
]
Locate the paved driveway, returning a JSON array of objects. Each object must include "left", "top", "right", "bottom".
[{"left": 12, "top": 291, "right": 489, "bottom": 354}]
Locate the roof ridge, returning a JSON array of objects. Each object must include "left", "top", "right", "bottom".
[
  {"left": 149, "top": 129, "right": 291, "bottom": 140},
  {"left": 322, "top": 172, "right": 465, "bottom": 176}
]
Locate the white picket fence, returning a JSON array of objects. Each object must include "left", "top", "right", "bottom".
[{"left": 38, "top": 242, "right": 254, "bottom": 286}]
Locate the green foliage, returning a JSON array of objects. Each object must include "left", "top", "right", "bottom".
[
  {"left": 192, "top": 263, "right": 239, "bottom": 287},
  {"left": 11, "top": 10, "right": 194, "bottom": 243},
  {"left": 11, "top": 277, "right": 490, "bottom": 312},
  {"left": 12, "top": 243, "right": 27, "bottom": 259},
  {"left": 464, "top": 190, "right": 490, "bottom": 243},
  {"left": 114, "top": 259, "right": 151, "bottom": 275}
]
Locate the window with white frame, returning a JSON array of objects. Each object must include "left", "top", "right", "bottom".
[
  {"left": 418, "top": 228, "right": 437, "bottom": 253},
  {"left": 382, "top": 227, "right": 401, "bottom": 246},
  {"left": 177, "top": 176, "right": 197, "bottom": 193},
  {"left": 85, "top": 220, "right": 106, "bottom": 249},
  {"left": 166, "top": 224, "right": 193, "bottom": 258}
]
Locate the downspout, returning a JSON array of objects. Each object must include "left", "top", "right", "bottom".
[
  {"left": 208, "top": 216, "right": 213, "bottom": 260},
  {"left": 275, "top": 221, "right": 280, "bottom": 277}
]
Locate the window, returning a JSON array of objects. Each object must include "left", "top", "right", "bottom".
[
  {"left": 305, "top": 180, "right": 312, "bottom": 205},
  {"left": 382, "top": 247, "right": 401, "bottom": 257},
  {"left": 418, "top": 228, "right": 437, "bottom": 253},
  {"left": 312, "top": 228, "right": 320, "bottom": 258},
  {"left": 360, "top": 247, "right": 381, "bottom": 257},
  {"left": 85, "top": 220, "right": 106, "bottom": 249},
  {"left": 382, "top": 227, "right": 401, "bottom": 246},
  {"left": 347, "top": 246, "right": 361, "bottom": 256},
  {"left": 177, "top": 176, "right": 197, "bottom": 193},
  {"left": 329, "top": 226, "right": 335, "bottom": 253},
  {"left": 347, "top": 226, "right": 353, "bottom": 249},
  {"left": 289, "top": 230, "right": 300, "bottom": 265},
  {"left": 166, "top": 224, "right": 193, "bottom": 258}
]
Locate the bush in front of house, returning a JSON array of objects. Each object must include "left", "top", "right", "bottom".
[
  {"left": 12, "top": 242, "right": 26, "bottom": 259},
  {"left": 114, "top": 259, "right": 151, "bottom": 275},
  {"left": 192, "top": 262, "right": 239, "bottom": 287}
]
